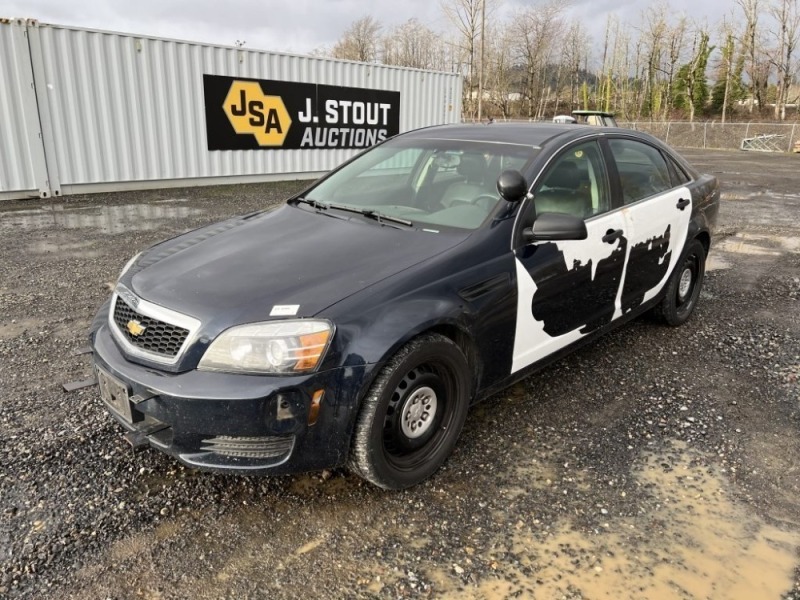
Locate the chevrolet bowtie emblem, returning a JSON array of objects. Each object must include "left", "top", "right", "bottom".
[{"left": 126, "top": 320, "right": 146, "bottom": 336}]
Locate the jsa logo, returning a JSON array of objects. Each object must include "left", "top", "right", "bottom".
[{"left": 223, "top": 81, "right": 292, "bottom": 146}]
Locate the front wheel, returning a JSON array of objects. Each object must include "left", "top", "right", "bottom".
[
  {"left": 349, "top": 333, "right": 471, "bottom": 490},
  {"left": 653, "top": 238, "right": 706, "bottom": 326}
]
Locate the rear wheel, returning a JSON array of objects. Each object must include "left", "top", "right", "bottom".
[
  {"left": 349, "top": 333, "right": 471, "bottom": 489},
  {"left": 653, "top": 239, "right": 706, "bottom": 326}
]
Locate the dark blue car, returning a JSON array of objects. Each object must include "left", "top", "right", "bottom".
[{"left": 90, "top": 123, "right": 720, "bottom": 489}]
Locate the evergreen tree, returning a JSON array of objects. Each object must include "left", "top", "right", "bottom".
[
  {"left": 673, "top": 31, "right": 713, "bottom": 121},
  {"left": 710, "top": 32, "right": 745, "bottom": 116}
]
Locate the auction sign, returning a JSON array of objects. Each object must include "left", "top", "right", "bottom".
[{"left": 203, "top": 74, "right": 400, "bottom": 150}]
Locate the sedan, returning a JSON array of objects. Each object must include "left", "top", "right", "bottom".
[{"left": 90, "top": 123, "right": 720, "bottom": 489}]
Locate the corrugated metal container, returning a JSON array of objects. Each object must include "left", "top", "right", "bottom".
[
  {"left": 0, "top": 19, "right": 51, "bottom": 200},
  {"left": 1, "top": 19, "right": 461, "bottom": 199}
]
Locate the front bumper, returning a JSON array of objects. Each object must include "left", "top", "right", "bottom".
[{"left": 90, "top": 321, "right": 373, "bottom": 475}]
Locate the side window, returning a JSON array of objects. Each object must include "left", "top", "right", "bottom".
[
  {"left": 532, "top": 141, "right": 609, "bottom": 220},
  {"left": 609, "top": 139, "right": 672, "bottom": 204},
  {"left": 665, "top": 154, "right": 691, "bottom": 186}
]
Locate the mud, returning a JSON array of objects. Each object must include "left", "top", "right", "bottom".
[
  {"left": 434, "top": 443, "right": 799, "bottom": 599},
  {"left": 1, "top": 151, "right": 800, "bottom": 599}
]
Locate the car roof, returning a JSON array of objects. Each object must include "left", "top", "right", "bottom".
[
  {"left": 397, "top": 122, "right": 633, "bottom": 149},
  {"left": 398, "top": 123, "right": 588, "bottom": 148},
  {"left": 392, "top": 123, "right": 695, "bottom": 175}
]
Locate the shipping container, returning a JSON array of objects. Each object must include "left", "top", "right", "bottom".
[
  {"left": 0, "top": 19, "right": 463, "bottom": 200},
  {"left": 0, "top": 19, "right": 53, "bottom": 200}
]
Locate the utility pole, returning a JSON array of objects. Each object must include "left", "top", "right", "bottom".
[{"left": 478, "top": 0, "right": 486, "bottom": 121}]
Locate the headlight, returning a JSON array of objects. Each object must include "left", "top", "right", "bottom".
[
  {"left": 118, "top": 252, "right": 142, "bottom": 281},
  {"left": 198, "top": 320, "right": 333, "bottom": 374}
]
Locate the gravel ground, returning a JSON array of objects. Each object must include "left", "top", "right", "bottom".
[{"left": 1, "top": 149, "right": 799, "bottom": 599}]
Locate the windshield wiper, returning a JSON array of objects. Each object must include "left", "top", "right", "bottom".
[
  {"left": 326, "top": 202, "right": 412, "bottom": 227},
  {"left": 293, "top": 197, "right": 329, "bottom": 210}
]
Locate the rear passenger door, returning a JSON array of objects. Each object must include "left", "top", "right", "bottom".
[{"left": 605, "top": 138, "right": 692, "bottom": 314}]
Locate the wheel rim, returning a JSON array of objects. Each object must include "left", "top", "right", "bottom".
[
  {"left": 678, "top": 267, "right": 693, "bottom": 300},
  {"left": 382, "top": 362, "right": 458, "bottom": 470},
  {"left": 400, "top": 386, "right": 438, "bottom": 439},
  {"left": 676, "top": 252, "right": 700, "bottom": 311}
]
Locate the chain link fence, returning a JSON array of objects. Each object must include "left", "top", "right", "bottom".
[
  {"left": 470, "top": 117, "right": 800, "bottom": 152},
  {"left": 621, "top": 121, "right": 800, "bottom": 152}
]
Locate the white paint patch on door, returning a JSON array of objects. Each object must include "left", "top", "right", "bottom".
[
  {"left": 626, "top": 186, "right": 692, "bottom": 305},
  {"left": 511, "top": 214, "right": 626, "bottom": 374},
  {"left": 511, "top": 258, "right": 584, "bottom": 374}
]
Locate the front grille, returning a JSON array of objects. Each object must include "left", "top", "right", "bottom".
[
  {"left": 113, "top": 297, "right": 190, "bottom": 358},
  {"left": 200, "top": 435, "right": 295, "bottom": 459}
]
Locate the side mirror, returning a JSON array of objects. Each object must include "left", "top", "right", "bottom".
[
  {"left": 497, "top": 170, "right": 528, "bottom": 202},
  {"left": 522, "top": 212, "right": 588, "bottom": 243}
]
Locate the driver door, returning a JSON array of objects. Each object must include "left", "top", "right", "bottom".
[{"left": 511, "top": 140, "right": 627, "bottom": 374}]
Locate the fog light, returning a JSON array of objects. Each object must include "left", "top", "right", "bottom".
[{"left": 308, "top": 389, "right": 324, "bottom": 426}]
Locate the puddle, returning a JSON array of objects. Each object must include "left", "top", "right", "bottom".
[
  {"left": 716, "top": 232, "right": 800, "bottom": 255},
  {"left": 27, "top": 240, "right": 102, "bottom": 259},
  {"left": 747, "top": 191, "right": 800, "bottom": 202},
  {"left": 0, "top": 202, "right": 202, "bottom": 234},
  {"left": 430, "top": 443, "right": 800, "bottom": 599},
  {"left": 706, "top": 253, "right": 732, "bottom": 271},
  {"left": 708, "top": 232, "right": 800, "bottom": 272}
]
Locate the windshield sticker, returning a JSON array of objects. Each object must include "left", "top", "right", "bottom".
[{"left": 270, "top": 305, "right": 300, "bottom": 317}]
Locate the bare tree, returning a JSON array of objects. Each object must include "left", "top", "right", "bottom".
[
  {"left": 383, "top": 19, "right": 448, "bottom": 70},
  {"left": 331, "top": 16, "right": 382, "bottom": 63},
  {"left": 561, "top": 23, "right": 590, "bottom": 112},
  {"left": 642, "top": 6, "right": 668, "bottom": 117},
  {"left": 711, "top": 17, "right": 740, "bottom": 123},
  {"left": 441, "top": 0, "right": 484, "bottom": 119},
  {"left": 604, "top": 17, "right": 635, "bottom": 118},
  {"left": 483, "top": 26, "right": 518, "bottom": 119},
  {"left": 736, "top": 0, "right": 769, "bottom": 112},
  {"left": 769, "top": 0, "right": 800, "bottom": 119},
  {"left": 663, "top": 18, "right": 688, "bottom": 119},
  {"left": 512, "top": 2, "right": 564, "bottom": 118}
]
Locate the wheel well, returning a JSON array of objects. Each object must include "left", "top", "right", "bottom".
[
  {"left": 427, "top": 324, "right": 481, "bottom": 396},
  {"left": 695, "top": 231, "right": 711, "bottom": 255}
]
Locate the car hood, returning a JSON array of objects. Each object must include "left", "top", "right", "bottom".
[{"left": 127, "top": 204, "right": 467, "bottom": 326}]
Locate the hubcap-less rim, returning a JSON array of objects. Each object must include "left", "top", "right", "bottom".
[
  {"left": 678, "top": 267, "right": 693, "bottom": 300},
  {"left": 383, "top": 363, "right": 455, "bottom": 467},
  {"left": 400, "top": 386, "right": 438, "bottom": 439}
]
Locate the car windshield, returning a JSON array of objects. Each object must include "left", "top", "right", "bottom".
[{"left": 304, "top": 138, "right": 538, "bottom": 230}]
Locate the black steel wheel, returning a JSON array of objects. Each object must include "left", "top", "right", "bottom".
[
  {"left": 349, "top": 333, "right": 471, "bottom": 489},
  {"left": 653, "top": 238, "right": 706, "bottom": 326}
]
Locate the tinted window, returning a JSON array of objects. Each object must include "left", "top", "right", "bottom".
[
  {"left": 609, "top": 139, "right": 672, "bottom": 204},
  {"left": 665, "top": 154, "right": 691, "bottom": 186},
  {"left": 532, "top": 141, "right": 609, "bottom": 219}
]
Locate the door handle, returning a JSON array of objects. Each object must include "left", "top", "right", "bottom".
[
  {"left": 602, "top": 229, "right": 623, "bottom": 244},
  {"left": 676, "top": 198, "right": 691, "bottom": 210}
]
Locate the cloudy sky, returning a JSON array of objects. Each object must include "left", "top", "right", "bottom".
[{"left": 6, "top": 0, "right": 733, "bottom": 59}]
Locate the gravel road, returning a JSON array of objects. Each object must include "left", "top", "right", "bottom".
[{"left": 1, "top": 149, "right": 799, "bottom": 599}]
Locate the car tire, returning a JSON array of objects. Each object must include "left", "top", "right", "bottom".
[
  {"left": 653, "top": 238, "right": 706, "bottom": 326},
  {"left": 348, "top": 333, "right": 471, "bottom": 490}
]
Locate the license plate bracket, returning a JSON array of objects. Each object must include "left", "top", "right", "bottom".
[{"left": 97, "top": 367, "right": 134, "bottom": 423}]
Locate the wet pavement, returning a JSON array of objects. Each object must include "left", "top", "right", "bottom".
[{"left": 1, "top": 150, "right": 799, "bottom": 599}]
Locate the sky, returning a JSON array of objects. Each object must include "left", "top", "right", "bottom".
[{"left": 5, "top": 0, "right": 732, "bottom": 59}]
